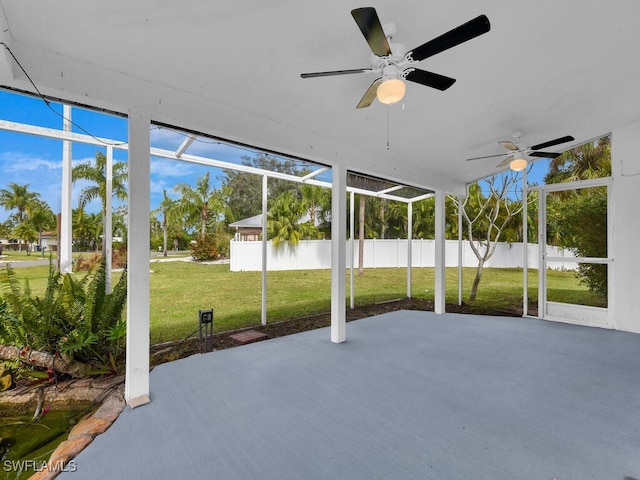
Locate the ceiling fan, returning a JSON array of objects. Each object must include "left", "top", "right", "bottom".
[
  {"left": 300, "top": 8, "right": 490, "bottom": 108},
  {"left": 466, "top": 133, "right": 575, "bottom": 171}
]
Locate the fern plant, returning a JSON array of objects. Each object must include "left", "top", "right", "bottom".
[{"left": 0, "top": 259, "right": 128, "bottom": 375}]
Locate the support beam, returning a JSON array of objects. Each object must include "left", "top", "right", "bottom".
[
  {"left": 349, "top": 190, "right": 355, "bottom": 310},
  {"left": 125, "top": 110, "right": 151, "bottom": 408},
  {"left": 105, "top": 145, "right": 113, "bottom": 294},
  {"left": 407, "top": 201, "right": 413, "bottom": 298},
  {"left": 59, "top": 105, "right": 73, "bottom": 273},
  {"left": 434, "top": 190, "right": 446, "bottom": 314},
  {"left": 261, "top": 174, "right": 268, "bottom": 326},
  {"left": 331, "top": 164, "right": 347, "bottom": 343},
  {"left": 522, "top": 169, "right": 528, "bottom": 316},
  {"left": 458, "top": 195, "right": 463, "bottom": 306},
  {"left": 175, "top": 134, "right": 196, "bottom": 158}
]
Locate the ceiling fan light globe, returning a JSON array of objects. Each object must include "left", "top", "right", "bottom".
[
  {"left": 377, "top": 78, "right": 406, "bottom": 105},
  {"left": 509, "top": 158, "right": 528, "bottom": 171}
]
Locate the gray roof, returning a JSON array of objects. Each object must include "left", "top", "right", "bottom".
[{"left": 229, "top": 214, "right": 263, "bottom": 229}]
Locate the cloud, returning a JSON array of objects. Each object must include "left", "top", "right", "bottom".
[
  {"left": 0, "top": 151, "right": 62, "bottom": 173},
  {"left": 150, "top": 158, "right": 196, "bottom": 178}
]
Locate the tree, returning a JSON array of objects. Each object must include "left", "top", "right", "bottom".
[
  {"left": 545, "top": 136, "right": 611, "bottom": 185},
  {"left": 267, "top": 190, "right": 319, "bottom": 247},
  {"left": 11, "top": 222, "right": 38, "bottom": 253},
  {"left": 73, "top": 208, "right": 102, "bottom": 251},
  {"left": 72, "top": 151, "right": 128, "bottom": 255},
  {"left": 174, "top": 172, "right": 227, "bottom": 238},
  {"left": 153, "top": 189, "right": 182, "bottom": 256},
  {"left": 0, "top": 182, "right": 40, "bottom": 224},
  {"left": 451, "top": 173, "right": 524, "bottom": 301},
  {"left": 26, "top": 200, "right": 56, "bottom": 249},
  {"left": 300, "top": 183, "right": 331, "bottom": 229},
  {"left": 220, "top": 153, "right": 303, "bottom": 222},
  {"left": 544, "top": 136, "right": 611, "bottom": 296}
]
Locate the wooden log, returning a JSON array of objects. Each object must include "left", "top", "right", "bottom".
[{"left": 0, "top": 344, "right": 92, "bottom": 378}]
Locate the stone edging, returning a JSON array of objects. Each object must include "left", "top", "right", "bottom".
[{"left": 28, "top": 386, "right": 126, "bottom": 480}]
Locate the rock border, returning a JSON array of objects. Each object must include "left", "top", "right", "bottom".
[{"left": 28, "top": 384, "right": 125, "bottom": 479}]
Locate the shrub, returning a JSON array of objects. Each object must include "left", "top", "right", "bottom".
[
  {"left": 0, "top": 259, "right": 128, "bottom": 373},
  {"left": 191, "top": 233, "right": 220, "bottom": 261},
  {"left": 75, "top": 246, "right": 127, "bottom": 272}
]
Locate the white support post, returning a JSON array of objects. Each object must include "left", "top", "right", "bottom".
[
  {"left": 434, "top": 190, "right": 446, "bottom": 314},
  {"left": 537, "top": 187, "right": 546, "bottom": 319},
  {"left": 261, "top": 174, "right": 268, "bottom": 326},
  {"left": 458, "top": 195, "right": 463, "bottom": 306},
  {"left": 349, "top": 190, "right": 355, "bottom": 310},
  {"left": 522, "top": 169, "right": 528, "bottom": 316},
  {"left": 331, "top": 164, "right": 346, "bottom": 343},
  {"left": 105, "top": 145, "right": 113, "bottom": 294},
  {"left": 407, "top": 201, "right": 413, "bottom": 298},
  {"left": 59, "top": 105, "right": 73, "bottom": 273},
  {"left": 125, "top": 110, "right": 151, "bottom": 408}
]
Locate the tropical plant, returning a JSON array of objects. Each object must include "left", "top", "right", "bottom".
[
  {"left": 544, "top": 135, "right": 611, "bottom": 297},
  {"left": 191, "top": 233, "right": 220, "bottom": 261},
  {"left": 153, "top": 189, "right": 183, "bottom": 256},
  {"left": 300, "top": 183, "right": 331, "bottom": 228},
  {"left": 0, "top": 182, "right": 41, "bottom": 224},
  {"left": 26, "top": 200, "right": 56, "bottom": 249},
  {"left": 267, "top": 190, "right": 320, "bottom": 247},
  {"left": 220, "top": 153, "right": 303, "bottom": 222},
  {"left": 72, "top": 151, "right": 128, "bottom": 255},
  {"left": 544, "top": 136, "right": 611, "bottom": 185},
  {"left": 11, "top": 222, "right": 38, "bottom": 253},
  {"left": 0, "top": 260, "right": 128, "bottom": 374},
  {"left": 72, "top": 207, "right": 102, "bottom": 251},
  {"left": 174, "top": 172, "right": 227, "bottom": 238}
]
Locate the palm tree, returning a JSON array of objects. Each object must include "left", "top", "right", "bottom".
[
  {"left": 153, "top": 189, "right": 182, "bottom": 256},
  {"left": 72, "top": 151, "right": 128, "bottom": 255},
  {"left": 0, "top": 182, "right": 40, "bottom": 223},
  {"left": 300, "top": 183, "right": 330, "bottom": 227},
  {"left": 73, "top": 207, "right": 102, "bottom": 251},
  {"left": 174, "top": 172, "right": 226, "bottom": 238},
  {"left": 11, "top": 222, "right": 38, "bottom": 253},
  {"left": 26, "top": 200, "right": 56, "bottom": 250},
  {"left": 544, "top": 136, "right": 611, "bottom": 184},
  {"left": 0, "top": 183, "right": 41, "bottom": 252},
  {"left": 267, "top": 190, "right": 319, "bottom": 247}
]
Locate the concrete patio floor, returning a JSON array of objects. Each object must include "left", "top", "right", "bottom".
[{"left": 60, "top": 311, "right": 640, "bottom": 479}]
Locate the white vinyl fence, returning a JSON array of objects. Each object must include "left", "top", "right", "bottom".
[{"left": 230, "top": 239, "right": 577, "bottom": 272}]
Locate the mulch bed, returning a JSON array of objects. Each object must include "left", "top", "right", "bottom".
[{"left": 150, "top": 299, "right": 533, "bottom": 366}]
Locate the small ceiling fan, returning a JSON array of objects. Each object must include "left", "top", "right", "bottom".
[
  {"left": 466, "top": 132, "right": 575, "bottom": 171},
  {"left": 300, "top": 8, "right": 490, "bottom": 108}
]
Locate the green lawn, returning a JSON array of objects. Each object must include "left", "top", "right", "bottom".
[{"left": 3, "top": 261, "right": 604, "bottom": 345}]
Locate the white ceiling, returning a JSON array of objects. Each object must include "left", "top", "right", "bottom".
[{"left": 1, "top": 0, "right": 638, "bottom": 195}]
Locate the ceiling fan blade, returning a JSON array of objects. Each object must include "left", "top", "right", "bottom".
[
  {"left": 498, "top": 141, "right": 519, "bottom": 151},
  {"left": 530, "top": 135, "right": 575, "bottom": 151},
  {"left": 466, "top": 152, "right": 508, "bottom": 161},
  {"left": 529, "top": 151, "right": 562, "bottom": 159},
  {"left": 301, "top": 68, "right": 372, "bottom": 78},
  {"left": 356, "top": 78, "right": 382, "bottom": 109},
  {"left": 496, "top": 155, "right": 515, "bottom": 168},
  {"left": 408, "top": 14, "right": 490, "bottom": 62},
  {"left": 351, "top": 7, "right": 391, "bottom": 57},
  {"left": 405, "top": 69, "right": 456, "bottom": 91}
]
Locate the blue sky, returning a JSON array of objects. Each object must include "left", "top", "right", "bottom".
[
  {"left": 0, "top": 88, "right": 549, "bottom": 223},
  {"left": 0, "top": 89, "right": 318, "bottom": 223}
]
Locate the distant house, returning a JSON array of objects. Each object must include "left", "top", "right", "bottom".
[
  {"left": 229, "top": 212, "right": 322, "bottom": 242},
  {"left": 0, "top": 231, "right": 58, "bottom": 252},
  {"left": 229, "top": 214, "right": 262, "bottom": 241}
]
